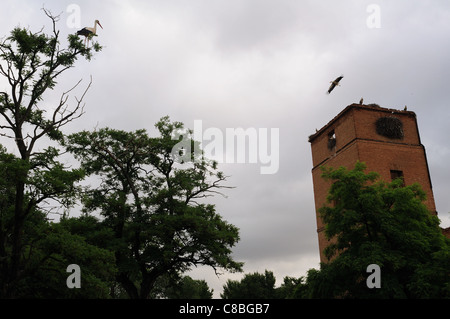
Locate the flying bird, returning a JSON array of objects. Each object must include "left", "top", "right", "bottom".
[
  {"left": 327, "top": 75, "right": 344, "bottom": 94},
  {"left": 77, "top": 20, "right": 103, "bottom": 47}
]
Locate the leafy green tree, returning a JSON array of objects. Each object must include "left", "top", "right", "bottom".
[
  {"left": 304, "top": 162, "right": 450, "bottom": 298},
  {"left": 221, "top": 270, "right": 277, "bottom": 299},
  {"left": 276, "top": 276, "right": 306, "bottom": 299},
  {"left": 0, "top": 149, "right": 115, "bottom": 298},
  {"left": 19, "top": 216, "right": 116, "bottom": 298},
  {"left": 0, "top": 10, "right": 101, "bottom": 297},
  {"left": 64, "top": 117, "right": 243, "bottom": 299},
  {"left": 160, "top": 275, "right": 213, "bottom": 299}
]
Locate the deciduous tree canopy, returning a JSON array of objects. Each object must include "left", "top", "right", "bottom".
[
  {"left": 303, "top": 162, "right": 450, "bottom": 298},
  {"left": 0, "top": 9, "right": 101, "bottom": 298},
  {"left": 63, "top": 118, "right": 243, "bottom": 299}
]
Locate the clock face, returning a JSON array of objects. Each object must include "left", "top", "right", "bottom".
[{"left": 375, "top": 116, "right": 404, "bottom": 139}]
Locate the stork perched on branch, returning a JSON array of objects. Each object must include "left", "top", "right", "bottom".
[
  {"left": 327, "top": 75, "right": 344, "bottom": 94},
  {"left": 77, "top": 20, "right": 103, "bottom": 47}
]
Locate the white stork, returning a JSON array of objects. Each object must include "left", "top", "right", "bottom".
[
  {"left": 77, "top": 20, "right": 103, "bottom": 47},
  {"left": 327, "top": 75, "right": 344, "bottom": 94}
]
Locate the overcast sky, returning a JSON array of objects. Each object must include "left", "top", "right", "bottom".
[{"left": 2, "top": 0, "right": 450, "bottom": 297}]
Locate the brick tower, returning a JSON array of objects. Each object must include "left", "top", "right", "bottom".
[{"left": 308, "top": 103, "right": 437, "bottom": 262}]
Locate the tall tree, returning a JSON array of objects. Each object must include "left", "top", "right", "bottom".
[
  {"left": 64, "top": 117, "right": 243, "bottom": 299},
  {"left": 0, "top": 9, "right": 101, "bottom": 297},
  {"left": 306, "top": 162, "right": 450, "bottom": 298}
]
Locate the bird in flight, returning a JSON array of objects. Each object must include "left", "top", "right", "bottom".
[
  {"left": 77, "top": 20, "right": 103, "bottom": 47},
  {"left": 327, "top": 75, "right": 344, "bottom": 94}
]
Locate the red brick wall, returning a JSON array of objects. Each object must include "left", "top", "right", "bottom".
[{"left": 357, "top": 140, "right": 436, "bottom": 212}]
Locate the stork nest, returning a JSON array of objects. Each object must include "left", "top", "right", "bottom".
[{"left": 375, "top": 116, "right": 404, "bottom": 139}]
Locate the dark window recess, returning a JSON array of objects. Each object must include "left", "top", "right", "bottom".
[
  {"left": 390, "top": 170, "right": 405, "bottom": 185},
  {"left": 327, "top": 130, "right": 336, "bottom": 150}
]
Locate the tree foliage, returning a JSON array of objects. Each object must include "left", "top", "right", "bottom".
[
  {"left": 221, "top": 270, "right": 277, "bottom": 299},
  {"left": 63, "top": 117, "right": 243, "bottom": 299},
  {"left": 220, "top": 271, "right": 308, "bottom": 299},
  {"left": 0, "top": 145, "right": 115, "bottom": 298},
  {"left": 0, "top": 9, "right": 101, "bottom": 298},
  {"left": 160, "top": 275, "right": 214, "bottom": 299},
  {"left": 18, "top": 215, "right": 116, "bottom": 298},
  {"left": 304, "top": 162, "right": 450, "bottom": 298}
]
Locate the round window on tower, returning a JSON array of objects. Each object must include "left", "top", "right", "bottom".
[{"left": 375, "top": 116, "right": 404, "bottom": 139}]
